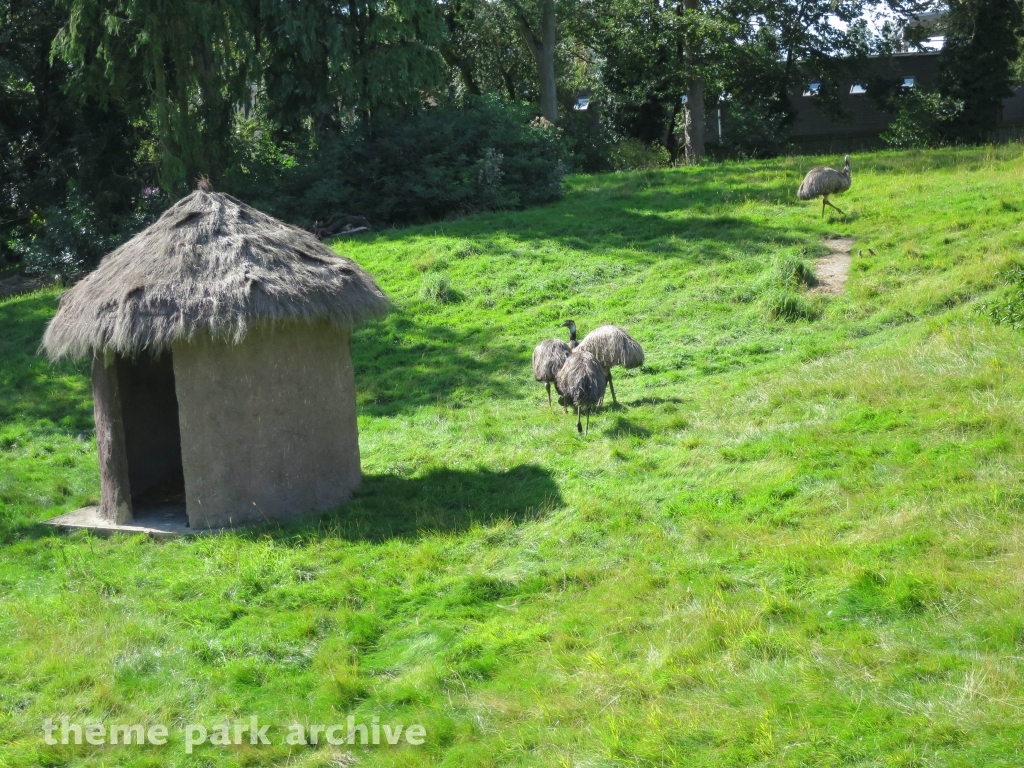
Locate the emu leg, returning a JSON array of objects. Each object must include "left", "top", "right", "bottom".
[
  {"left": 546, "top": 381, "right": 552, "bottom": 408},
  {"left": 821, "top": 197, "right": 826, "bottom": 217},
  {"left": 825, "top": 197, "right": 846, "bottom": 216},
  {"left": 608, "top": 371, "right": 617, "bottom": 404},
  {"left": 576, "top": 405, "right": 583, "bottom": 433},
  {"left": 585, "top": 410, "right": 590, "bottom": 436}
]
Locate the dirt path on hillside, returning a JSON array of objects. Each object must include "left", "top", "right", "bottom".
[{"left": 809, "top": 237, "right": 853, "bottom": 295}]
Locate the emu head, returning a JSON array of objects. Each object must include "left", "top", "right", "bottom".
[
  {"left": 559, "top": 319, "right": 577, "bottom": 340},
  {"left": 843, "top": 155, "right": 851, "bottom": 173}
]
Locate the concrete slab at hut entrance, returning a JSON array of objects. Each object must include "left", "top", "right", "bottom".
[{"left": 45, "top": 505, "right": 200, "bottom": 539}]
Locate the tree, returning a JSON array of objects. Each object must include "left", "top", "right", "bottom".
[
  {"left": 682, "top": 0, "right": 705, "bottom": 162},
  {"left": 506, "top": 0, "right": 560, "bottom": 121},
  {"left": 1, "top": 0, "right": 148, "bottom": 270},
  {"left": 938, "top": 0, "right": 1024, "bottom": 142},
  {"left": 578, "top": 0, "right": 734, "bottom": 161},
  {"left": 713, "top": 0, "right": 886, "bottom": 156},
  {"left": 437, "top": 0, "right": 540, "bottom": 102},
  {"left": 53, "top": 0, "right": 446, "bottom": 193}
]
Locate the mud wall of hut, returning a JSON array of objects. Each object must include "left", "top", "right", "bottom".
[{"left": 171, "top": 323, "right": 361, "bottom": 529}]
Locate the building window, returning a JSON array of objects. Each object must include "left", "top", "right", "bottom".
[
  {"left": 902, "top": 76, "right": 916, "bottom": 89},
  {"left": 803, "top": 82, "right": 821, "bottom": 97},
  {"left": 574, "top": 97, "right": 590, "bottom": 111},
  {"left": 850, "top": 83, "right": 867, "bottom": 95}
]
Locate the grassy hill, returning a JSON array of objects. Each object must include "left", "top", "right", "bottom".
[{"left": 4, "top": 146, "right": 1024, "bottom": 766}]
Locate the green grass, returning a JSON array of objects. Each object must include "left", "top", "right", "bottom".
[{"left": 4, "top": 146, "right": 1024, "bottom": 766}]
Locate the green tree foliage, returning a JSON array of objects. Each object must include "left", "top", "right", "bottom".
[
  {"left": 720, "top": 0, "right": 873, "bottom": 156},
  {"left": 0, "top": 0, "right": 153, "bottom": 272},
  {"left": 938, "top": 0, "right": 1024, "bottom": 142},
  {"left": 573, "top": 0, "right": 735, "bottom": 160},
  {"left": 53, "top": 0, "right": 447, "bottom": 193},
  {"left": 226, "top": 96, "right": 567, "bottom": 227},
  {"left": 439, "top": 0, "right": 539, "bottom": 101}
]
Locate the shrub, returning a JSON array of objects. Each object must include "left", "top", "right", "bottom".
[
  {"left": 718, "top": 98, "right": 792, "bottom": 159},
  {"left": 227, "top": 96, "right": 567, "bottom": 229},
  {"left": 7, "top": 187, "right": 165, "bottom": 279},
  {"left": 881, "top": 90, "right": 965, "bottom": 149},
  {"left": 610, "top": 139, "right": 670, "bottom": 171},
  {"left": 558, "top": 108, "right": 615, "bottom": 173}
]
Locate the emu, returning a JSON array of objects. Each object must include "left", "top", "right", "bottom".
[
  {"left": 559, "top": 319, "right": 580, "bottom": 349},
  {"left": 798, "top": 155, "right": 851, "bottom": 217},
  {"left": 532, "top": 337, "right": 572, "bottom": 408},
  {"left": 577, "top": 325, "right": 645, "bottom": 404},
  {"left": 556, "top": 350, "right": 607, "bottom": 434}
]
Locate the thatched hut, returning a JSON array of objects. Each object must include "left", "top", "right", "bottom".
[{"left": 42, "top": 185, "right": 390, "bottom": 530}]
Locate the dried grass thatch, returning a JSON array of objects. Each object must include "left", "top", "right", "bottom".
[
  {"left": 577, "top": 325, "right": 645, "bottom": 371},
  {"left": 42, "top": 189, "right": 391, "bottom": 361}
]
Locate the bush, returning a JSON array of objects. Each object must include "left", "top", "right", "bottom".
[
  {"left": 609, "top": 139, "right": 670, "bottom": 171},
  {"left": 6, "top": 187, "right": 165, "bottom": 279},
  {"left": 227, "top": 96, "right": 567, "bottom": 229},
  {"left": 558, "top": 108, "right": 615, "bottom": 173},
  {"left": 719, "top": 98, "right": 792, "bottom": 159},
  {"left": 881, "top": 90, "right": 965, "bottom": 149}
]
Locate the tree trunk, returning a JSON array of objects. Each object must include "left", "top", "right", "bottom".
[
  {"left": 684, "top": 81, "right": 705, "bottom": 163},
  {"left": 538, "top": 0, "right": 558, "bottom": 123},
  {"left": 683, "top": 0, "right": 704, "bottom": 163},
  {"left": 512, "top": 0, "right": 559, "bottom": 123},
  {"left": 440, "top": 46, "right": 482, "bottom": 96}
]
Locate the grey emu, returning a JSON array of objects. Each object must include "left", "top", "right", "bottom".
[
  {"left": 576, "top": 325, "right": 645, "bottom": 404},
  {"left": 532, "top": 337, "right": 572, "bottom": 408},
  {"left": 560, "top": 319, "right": 580, "bottom": 349},
  {"left": 798, "top": 155, "right": 851, "bottom": 217},
  {"left": 556, "top": 350, "right": 607, "bottom": 434}
]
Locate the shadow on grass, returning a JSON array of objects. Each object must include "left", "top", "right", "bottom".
[
  {"left": 360, "top": 169, "right": 821, "bottom": 268},
  {"left": 17, "top": 465, "right": 562, "bottom": 545},
  {"left": 261, "top": 464, "right": 563, "bottom": 544},
  {"left": 602, "top": 416, "right": 652, "bottom": 439},
  {"left": 353, "top": 313, "right": 530, "bottom": 415}
]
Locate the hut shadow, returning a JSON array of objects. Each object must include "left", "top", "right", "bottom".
[{"left": 269, "top": 464, "right": 562, "bottom": 543}]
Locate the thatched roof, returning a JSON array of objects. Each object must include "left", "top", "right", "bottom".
[{"left": 42, "top": 189, "right": 391, "bottom": 361}]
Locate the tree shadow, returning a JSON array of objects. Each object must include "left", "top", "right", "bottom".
[
  {"left": 257, "top": 464, "right": 563, "bottom": 544},
  {"left": 352, "top": 313, "right": 529, "bottom": 415},
  {"left": 370, "top": 168, "right": 822, "bottom": 269}
]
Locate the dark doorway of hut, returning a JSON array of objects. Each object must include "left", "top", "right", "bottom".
[
  {"left": 48, "top": 349, "right": 193, "bottom": 537},
  {"left": 116, "top": 351, "right": 189, "bottom": 530}
]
